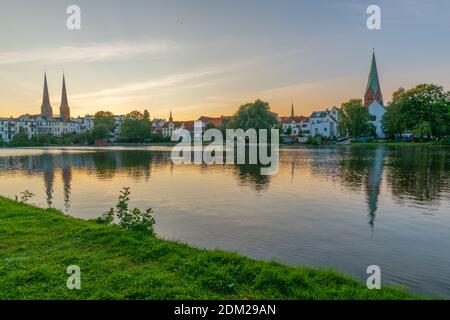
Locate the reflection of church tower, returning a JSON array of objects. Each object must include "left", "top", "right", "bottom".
[
  {"left": 365, "top": 147, "right": 385, "bottom": 229},
  {"left": 364, "top": 50, "right": 384, "bottom": 107},
  {"left": 41, "top": 73, "right": 53, "bottom": 118},
  {"left": 44, "top": 167, "right": 55, "bottom": 208},
  {"left": 60, "top": 74, "right": 71, "bottom": 121},
  {"left": 62, "top": 166, "right": 72, "bottom": 212}
]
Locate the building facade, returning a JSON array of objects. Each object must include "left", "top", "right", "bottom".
[
  {"left": 309, "top": 107, "right": 340, "bottom": 139},
  {"left": 0, "top": 73, "right": 90, "bottom": 143}
]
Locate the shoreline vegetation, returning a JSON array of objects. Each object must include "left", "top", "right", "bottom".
[
  {"left": 0, "top": 196, "right": 425, "bottom": 300},
  {"left": 1, "top": 140, "right": 449, "bottom": 149}
]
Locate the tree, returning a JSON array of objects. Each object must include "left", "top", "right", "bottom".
[
  {"left": 383, "top": 84, "right": 450, "bottom": 138},
  {"left": 284, "top": 127, "right": 293, "bottom": 135},
  {"left": 227, "top": 99, "right": 278, "bottom": 131},
  {"left": 94, "top": 111, "right": 116, "bottom": 132},
  {"left": 31, "top": 133, "right": 56, "bottom": 146},
  {"left": 204, "top": 122, "right": 217, "bottom": 131},
  {"left": 412, "top": 121, "right": 432, "bottom": 140},
  {"left": 338, "top": 99, "right": 374, "bottom": 138},
  {"left": 120, "top": 109, "right": 152, "bottom": 142},
  {"left": 91, "top": 123, "right": 109, "bottom": 140},
  {"left": 389, "top": 87, "right": 406, "bottom": 106},
  {"left": 10, "top": 132, "right": 31, "bottom": 147}
]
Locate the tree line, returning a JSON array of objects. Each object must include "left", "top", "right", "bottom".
[{"left": 339, "top": 83, "right": 450, "bottom": 142}]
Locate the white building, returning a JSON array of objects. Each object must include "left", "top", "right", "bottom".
[
  {"left": 368, "top": 101, "right": 387, "bottom": 138},
  {"left": 279, "top": 117, "right": 307, "bottom": 135},
  {"left": 162, "top": 121, "right": 181, "bottom": 138},
  {"left": 309, "top": 107, "right": 340, "bottom": 139},
  {"left": 0, "top": 115, "right": 90, "bottom": 143}
]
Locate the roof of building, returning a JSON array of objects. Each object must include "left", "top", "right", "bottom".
[
  {"left": 279, "top": 116, "right": 308, "bottom": 124},
  {"left": 198, "top": 116, "right": 233, "bottom": 127},
  {"left": 198, "top": 116, "right": 223, "bottom": 127},
  {"left": 182, "top": 121, "right": 195, "bottom": 131}
]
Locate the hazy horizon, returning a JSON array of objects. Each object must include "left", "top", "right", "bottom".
[{"left": 1, "top": 0, "right": 450, "bottom": 120}]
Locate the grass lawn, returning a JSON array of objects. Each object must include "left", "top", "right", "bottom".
[{"left": 0, "top": 196, "right": 424, "bottom": 300}]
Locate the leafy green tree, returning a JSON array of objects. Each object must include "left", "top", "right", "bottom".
[
  {"left": 227, "top": 99, "right": 278, "bottom": 131},
  {"left": 389, "top": 87, "right": 406, "bottom": 106},
  {"left": 121, "top": 109, "right": 152, "bottom": 143},
  {"left": 31, "top": 133, "right": 56, "bottom": 146},
  {"left": 412, "top": 121, "right": 432, "bottom": 140},
  {"left": 149, "top": 133, "right": 170, "bottom": 143},
  {"left": 91, "top": 123, "right": 110, "bottom": 140},
  {"left": 338, "top": 99, "right": 373, "bottom": 137},
  {"left": 94, "top": 111, "right": 116, "bottom": 132},
  {"left": 283, "top": 127, "right": 293, "bottom": 135},
  {"left": 383, "top": 84, "right": 450, "bottom": 138},
  {"left": 9, "top": 132, "right": 30, "bottom": 147}
]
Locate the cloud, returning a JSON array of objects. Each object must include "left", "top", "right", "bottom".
[
  {"left": 0, "top": 40, "right": 177, "bottom": 65},
  {"left": 72, "top": 69, "right": 213, "bottom": 101}
]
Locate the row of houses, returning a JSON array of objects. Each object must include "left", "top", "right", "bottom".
[
  {"left": 1, "top": 51, "right": 386, "bottom": 144},
  {"left": 0, "top": 114, "right": 127, "bottom": 144},
  {"left": 1, "top": 102, "right": 385, "bottom": 144},
  {"left": 279, "top": 106, "right": 342, "bottom": 138},
  {"left": 278, "top": 101, "right": 385, "bottom": 141}
]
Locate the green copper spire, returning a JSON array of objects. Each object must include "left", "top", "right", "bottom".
[
  {"left": 367, "top": 51, "right": 380, "bottom": 93},
  {"left": 364, "top": 50, "right": 384, "bottom": 107}
]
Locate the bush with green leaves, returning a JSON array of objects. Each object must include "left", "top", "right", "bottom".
[{"left": 100, "top": 187, "right": 156, "bottom": 236}]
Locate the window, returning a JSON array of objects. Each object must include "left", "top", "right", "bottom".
[{"left": 370, "top": 115, "right": 377, "bottom": 121}]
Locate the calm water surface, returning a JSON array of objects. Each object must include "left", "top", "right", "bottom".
[{"left": 0, "top": 146, "right": 449, "bottom": 296}]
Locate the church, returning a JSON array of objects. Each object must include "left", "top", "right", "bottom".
[
  {"left": 0, "top": 73, "right": 91, "bottom": 143},
  {"left": 365, "top": 51, "right": 387, "bottom": 139},
  {"left": 40, "top": 72, "right": 71, "bottom": 121}
]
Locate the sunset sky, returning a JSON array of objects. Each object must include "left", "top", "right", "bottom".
[{"left": 1, "top": 0, "right": 450, "bottom": 120}]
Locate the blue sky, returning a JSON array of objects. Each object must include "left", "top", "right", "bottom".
[{"left": 1, "top": 0, "right": 450, "bottom": 119}]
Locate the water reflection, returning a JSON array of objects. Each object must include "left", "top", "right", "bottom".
[
  {"left": 385, "top": 147, "right": 450, "bottom": 205},
  {"left": 0, "top": 147, "right": 449, "bottom": 221}
]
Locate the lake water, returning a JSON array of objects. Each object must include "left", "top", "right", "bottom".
[{"left": 0, "top": 146, "right": 449, "bottom": 296}]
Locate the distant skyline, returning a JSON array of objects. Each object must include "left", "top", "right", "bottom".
[{"left": 1, "top": 0, "right": 450, "bottom": 120}]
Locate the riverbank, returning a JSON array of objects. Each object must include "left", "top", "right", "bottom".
[
  {"left": 281, "top": 141, "right": 450, "bottom": 148},
  {"left": 0, "top": 196, "right": 425, "bottom": 300}
]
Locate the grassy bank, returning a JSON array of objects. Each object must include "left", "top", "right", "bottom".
[{"left": 0, "top": 197, "right": 423, "bottom": 300}]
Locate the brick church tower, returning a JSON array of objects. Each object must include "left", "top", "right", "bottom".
[
  {"left": 41, "top": 73, "right": 53, "bottom": 118},
  {"left": 60, "top": 74, "right": 71, "bottom": 121},
  {"left": 364, "top": 50, "right": 384, "bottom": 107}
]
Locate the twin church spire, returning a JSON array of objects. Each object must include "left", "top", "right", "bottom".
[{"left": 40, "top": 72, "right": 71, "bottom": 121}]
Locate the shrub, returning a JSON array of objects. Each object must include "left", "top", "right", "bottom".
[
  {"left": 439, "top": 136, "right": 450, "bottom": 145},
  {"left": 99, "top": 187, "right": 156, "bottom": 236}
]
